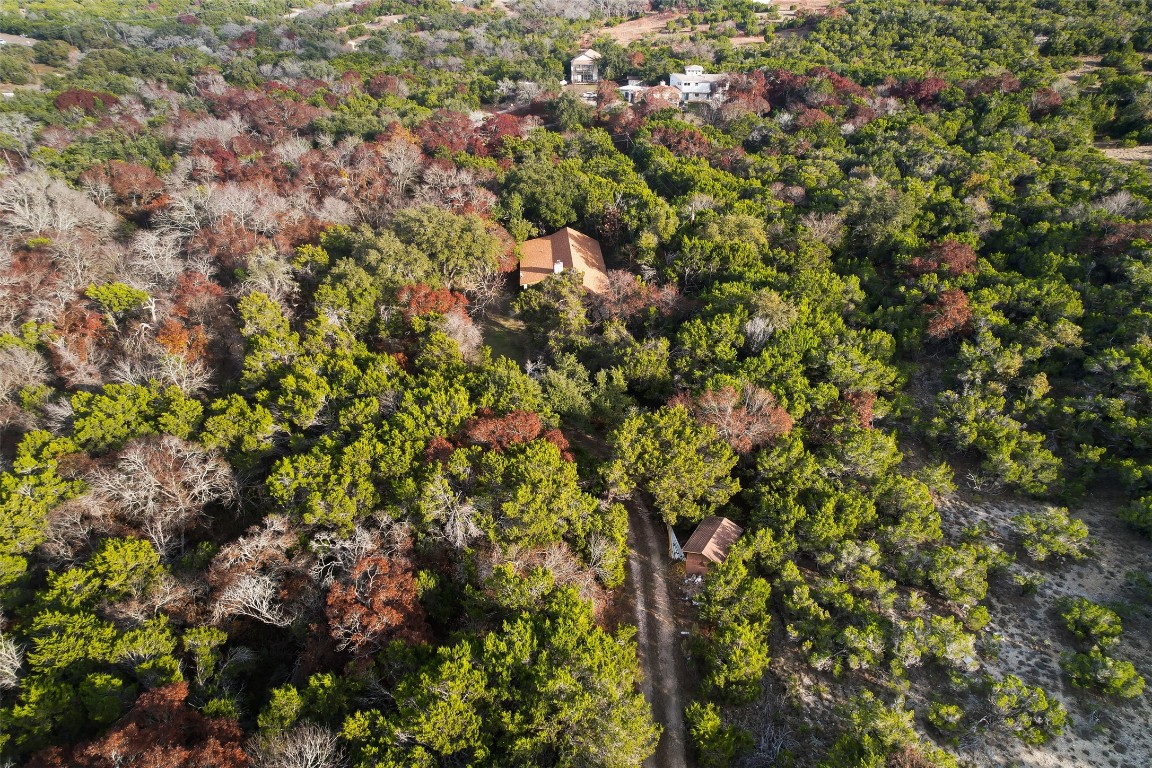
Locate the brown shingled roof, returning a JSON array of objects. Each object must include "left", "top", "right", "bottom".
[
  {"left": 682, "top": 516, "right": 743, "bottom": 564},
  {"left": 518, "top": 228, "right": 608, "bottom": 294}
]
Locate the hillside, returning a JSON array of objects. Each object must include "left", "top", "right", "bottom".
[{"left": 0, "top": 1, "right": 1151, "bottom": 767}]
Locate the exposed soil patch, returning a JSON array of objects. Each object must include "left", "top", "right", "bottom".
[
  {"left": 0, "top": 32, "right": 34, "bottom": 46},
  {"left": 586, "top": 1, "right": 843, "bottom": 48},
  {"left": 589, "top": 12, "right": 690, "bottom": 46},
  {"left": 1063, "top": 55, "right": 1103, "bottom": 85},
  {"left": 1096, "top": 142, "right": 1152, "bottom": 166},
  {"left": 937, "top": 492, "right": 1152, "bottom": 768}
]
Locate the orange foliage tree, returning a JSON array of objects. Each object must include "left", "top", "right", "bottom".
[
  {"left": 28, "top": 682, "right": 248, "bottom": 768},
  {"left": 325, "top": 555, "right": 430, "bottom": 653}
]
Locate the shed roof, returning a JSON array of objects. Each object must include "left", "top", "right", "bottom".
[
  {"left": 519, "top": 228, "right": 608, "bottom": 294},
  {"left": 682, "top": 516, "right": 743, "bottom": 564}
]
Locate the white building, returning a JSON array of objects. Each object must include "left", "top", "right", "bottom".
[
  {"left": 669, "top": 65, "right": 727, "bottom": 103},
  {"left": 570, "top": 49, "right": 602, "bottom": 84}
]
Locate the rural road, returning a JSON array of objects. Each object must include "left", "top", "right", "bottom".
[{"left": 626, "top": 500, "right": 691, "bottom": 768}]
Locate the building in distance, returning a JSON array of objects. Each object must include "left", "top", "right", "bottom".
[
  {"left": 669, "top": 65, "right": 727, "bottom": 103},
  {"left": 570, "top": 49, "right": 602, "bottom": 84}
]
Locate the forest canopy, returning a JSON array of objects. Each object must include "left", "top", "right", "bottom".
[{"left": 0, "top": 0, "right": 1150, "bottom": 766}]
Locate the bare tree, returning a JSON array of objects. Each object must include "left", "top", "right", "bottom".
[
  {"left": 38, "top": 497, "right": 97, "bottom": 567},
  {"left": 129, "top": 231, "right": 186, "bottom": 290},
  {"left": 735, "top": 696, "right": 794, "bottom": 768},
  {"left": 174, "top": 113, "right": 246, "bottom": 151},
  {"left": 89, "top": 435, "right": 237, "bottom": 557},
  {"left": 0, "top": 630, "right": 21, "bottom": 692},
  {"left": 213, "top": 515, "right": 295, "bottom": 574},
  {"left": 309, "top": 525, "right": 380, "bottom": 588},
  {"left": 0, "top": 113, "right": 37, "bottom": 158},
  {"left": 0, "top": 170, "right": 115, "bottom": 236},
  {"left": 108, "top": 340, "right": 213, "bottom": 396},
  {"left": 212, "top": 572, "right": 293, "bottom": 627},
  {"left": 799, "top": 211, "right": 845, "bottom": 247},
  {"left": 0, "top": 345, "right": 49, "bottom": 405},
  {"left": 420, "top": 474, "right": 483, "bottom": 550},
  {"left": 238, "top": 245, "right": 298, "bottom": 306},
  {"left": 251, "top": 724, "right": 345, "bottom": 768},
  {"left": 437, "top": 311, "right": 483, "bottom": 363}
]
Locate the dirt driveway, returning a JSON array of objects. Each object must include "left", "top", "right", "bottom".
[{"left": 626, "top": 500, "right": 694, "bottom": 768}]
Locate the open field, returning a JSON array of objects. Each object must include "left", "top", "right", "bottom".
[
  {"left": 339, "top": 14, "right": 406, "bottom": 51},
  {"left": 776, "top": 0, "right": 839, "bottom": 13},
  {"left": 590, "top": 12, "right": 688, "bottom": 46},
  {"left": 587, "top": 1, "right": 844, "bottom": 48}
]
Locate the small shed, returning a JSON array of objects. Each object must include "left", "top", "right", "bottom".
[
  {"left": 518, "top": 228, "right": 608, "bottom": 294},
  {"left": 682, "top": 516, "right": 743, "bottom": 576}
]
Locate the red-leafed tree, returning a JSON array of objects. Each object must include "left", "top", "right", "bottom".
[
  {"left": 395, "top": 283, "right": 469, "bottom": 321},
  {"left": 107, "top": 161, "right": 163, "bottom": 207},
  {"left": 930, "top": 239, "right": 978, "bottom": 276},
  {"left": 540, "top": 428, "right": 573, "bottom": 462},
  {"left": 156, "top": 318, "right": 209, "bottom": 363},
  {"left": 649, "top": 125, "right": 712, "bottom": 158},
  {"left": 844, "top": 390, "right": 878, "bottom": 429},
  {"left": 794, "top": 106, "right": 832, "bottom": 128},
  {"left": 461, "top": 408, "right": 544, "bottom": 451},
  {"left": 891, "top": 76, "right": 949, "bottom": 107},
  {"left": 908, "top": 239, "right": 978, "bottom": 277},
  {"left": 763, "top": 69, "right": 811, "bottom": 108},
  {"left": 28, "top": 683, "right": 248, "bottom": 768},
  {"left": 424, "top": 436, "right": 457, "bottom": 465},
  {"left": 186, "top": 216, "right": 267, "bottom": 272},
  {"left": 54, "top": 89, "right": 120, "bottom": 115},
  {"left": 325, "top": 555, "right": 429, "bottom": 653},
  {"left": 966, "top": 72, "right": 1021, "bottom": 96},
  {"left": 1030, "top": 87, "right": 1063, "bottom": 117},
  {"left": 809, "top": 66, "right": 870, "bottom": 99},
  {"left": 723, "top": 70, "right": 771, "bottom": 116},
  {"left": 367, "top": 73, "right": 407, "bottom": 98},
  {"left": 471, "top": 113, "right": 523, "bottom": 157},
  {"left": 604, "top": 107, "right": 643, "bottom": 140},
  {"left": 924, "top": 288, "right": 972, "bottom": 339},
  {"left": 591, "top": 270, "right": 683, "bottom": 323},
  {"left": 416, "top": 109, "right": 473, "bottom": 155},
  {"left": 671, "top": 385, "right": 793, "bottom": 454}
]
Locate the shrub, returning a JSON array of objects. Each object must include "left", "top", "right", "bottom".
[
  {"left": 1061, "top": 649, "right": 1146, "bottom": 698},
  {"left": 927, "top": 701, "right": 963, "bottom": 732},
  {"left": 990, "top": 675, "right": 1067, "bottom": 745},
  {"left": 1120, "top": 496, "right": 1152, "bottom": 536},
  {"left": 1010, "top": 507, "right": 1090, "bottom": 562},
  {"left": 1059, "top": 597, "right": 1123, "bottom": 648},
  {"left": 686, "top": 701, "right": 751, "bottom": 768}
]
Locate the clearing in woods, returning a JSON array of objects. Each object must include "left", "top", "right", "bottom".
[
  {"left": 934, "top": 492, "right": 1152, "bottom": 768},
  {"left": 586, "top": 0, "right": 842, "bottom": 47},
  {"left": 1095, "top": 143, "right": 1152, "bottom": 166}
]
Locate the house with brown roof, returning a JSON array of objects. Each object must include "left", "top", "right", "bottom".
[
  {"left": 682, "top": 516, "right": 743, "bottom": 576},
  {"left": 518, "top": 228, "right": 609, "bottom": 295}
]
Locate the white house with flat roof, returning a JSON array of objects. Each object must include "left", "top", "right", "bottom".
[{"left": 669, "top": 65, "right": 727, "bottom": 102}]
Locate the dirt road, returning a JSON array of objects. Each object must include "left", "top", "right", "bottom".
[{"left": 626, "top": 501, "right": 692, "bottom": 768}]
